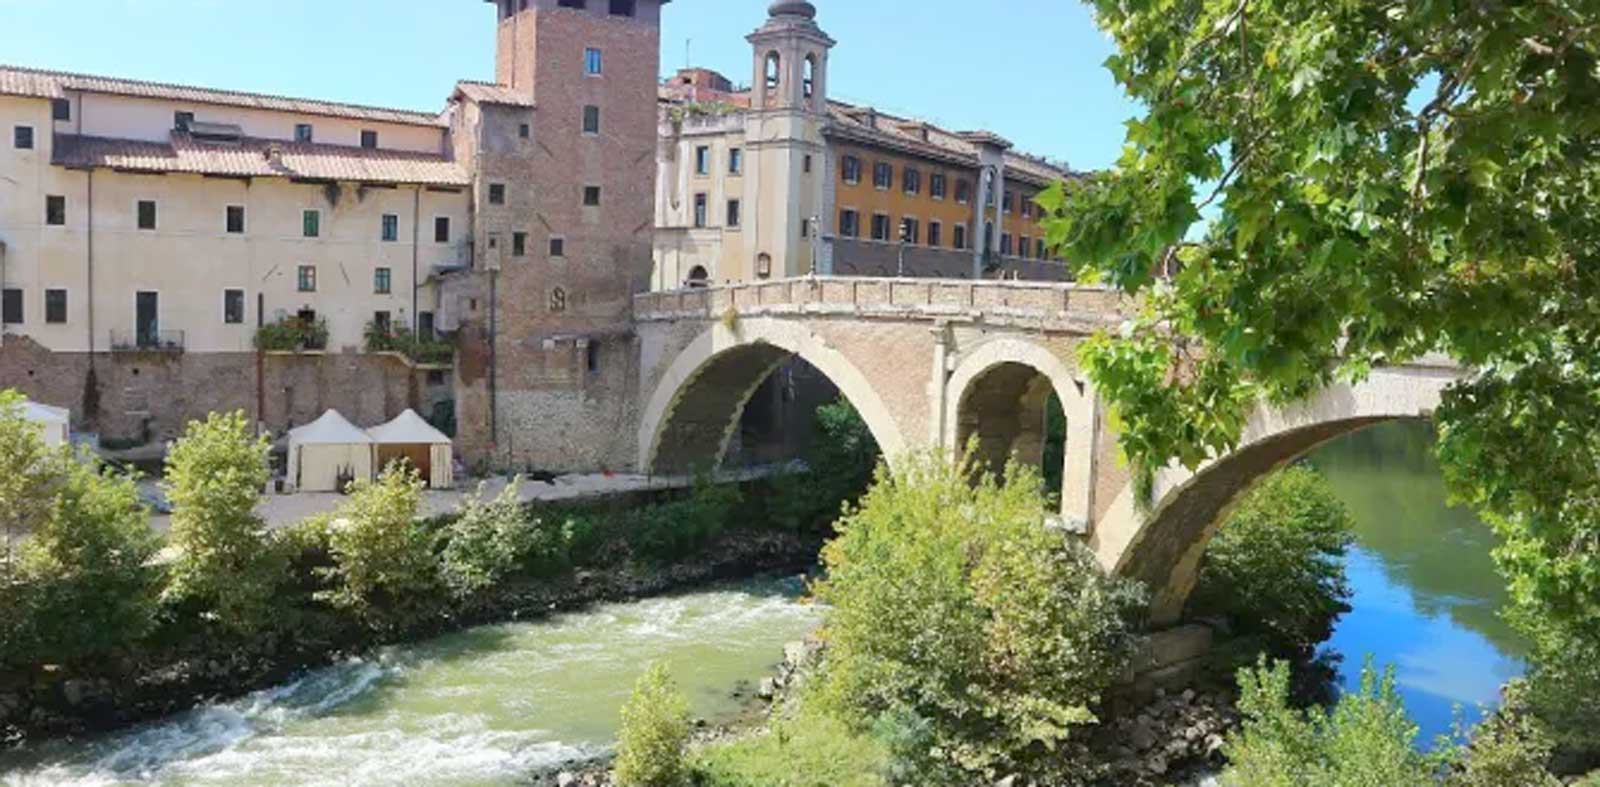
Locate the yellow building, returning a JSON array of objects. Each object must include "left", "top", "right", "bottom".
[{"left": 653, "top": 1, "right": 1074, "bottom": 290}]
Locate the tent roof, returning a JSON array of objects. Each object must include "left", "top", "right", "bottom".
[
  {"left": 288, "top": 409, "right": 374, "bottom": 446},
  {"left": 367, "top": 409, "right": 451, "bottom": 445},
  {"left": 20, "top": 400, "right": 69, "bottom": 425}
]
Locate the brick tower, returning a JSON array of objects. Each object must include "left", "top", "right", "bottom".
[{"left": 450, "top": 0, "right": 666, "bottom": 471}]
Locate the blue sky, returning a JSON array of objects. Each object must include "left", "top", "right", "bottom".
[{"left": 0, "top": 0, "right": 1138, "bottom": 170}]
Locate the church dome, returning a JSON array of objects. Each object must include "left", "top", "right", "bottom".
[{"left": 768, "top": 1, "right": 817, "bottom": 19}]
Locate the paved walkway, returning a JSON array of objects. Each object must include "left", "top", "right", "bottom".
[{"left": 145, "top": 465, "right": 787, "bottom": 533}]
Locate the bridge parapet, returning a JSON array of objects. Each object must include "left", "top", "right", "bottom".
[{"left": 635, "top": 276, "right": 1134, "bottom": 332}]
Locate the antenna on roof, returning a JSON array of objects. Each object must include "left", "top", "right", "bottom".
[{"left": 685, "top": 38, "right": 692, "bottom": 70}]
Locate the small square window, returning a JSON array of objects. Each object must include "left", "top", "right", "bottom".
[
  {"left": 608, "top": 0, "right": 635, "bottom": 17},
  {"left": 295, "top": 123, "right": 314, "bottom": 143},
  {"left": 1, "top": 289, "right": 22, "bottom": 325},
  {"left": 374, "top": 267, "right": 392, "bottom": 294},
  {"left": 174, "top": 112, "right": 194, "bottom": 131},
  {"left": 582, "top": 105, "right": 601, "bottom": 135},
  {"left": 841, "top": 155, "right": 861, "bottom": 184},
  {"left": 583, "top": 186, "right": 601, "bottom": 207},
  {"left": 360, "top": 130, "right": 378, "bottom": 149},
  {"left": 381, "top": 214, "right": 399, "bottom": 242},
  {"left": 519, "top": 122, "right": 531, "bottom": 138},
  {"left": 434, "top": 217, "right": 451, "bottom": 243},
  {"left": 51, "top": 99, "right": 70, "bottom": 122},
  {"left": 489, "top": 183, "right": 506, "bottom": 205},
  {"left": 728, "top": 148, "right": 743, "bottom": 175},
  {"left": 586, "top": 48, "right": 604, "bottom": 75},
  {"left": 726, "top": 199, "right": 741, "bottom": 228},
  {"left": 373, "top": 310, "right": 392, "bottom": 334},
  {"left": 871, "top": 213, "right": 890, "bottom": 241},
  {"left": 137, "top": 200, "right": 157, "bottom": 230},
  {"left": 223, "top": 289, "right": 245, "bottom": 324},
  {"left": 302, "top": 210, "right": 320, "bottom": 238},
  {"left": 45, "top": 195, "right": 65, "bottom": 226},
  {"left": 13, "top": 126, "right": 33, "bottom": 150},
  {"left": 226, "top": 205, "right": 246, "bottom": 234},
  {"left": 297, "top": 265, "right": 317, "bottom": 292},
  {"left": 549, "top": 237, "right": 566, "bottom": 257},
  {"left": 693, "top": 193, "right": 708, "bottom": 228},
  {"left": 695, "top": 146, "right": 710, "bottom": 176},
  {"left": 873, "top": 162, "right": 893, "bottom": 190},
  {"left": 513, "top": 232, "right": 527, "bottom": 256},
  {"left": 839, "top": 209, "right": 859, "bottom": 238},
  {"left": 45, "top": 289, "right": 67, "bottom": 324}
]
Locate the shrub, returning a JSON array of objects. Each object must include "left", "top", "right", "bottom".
[
  {"left": 1189, "top": 466, "right": 1355, "bottom": 655},
  {"left": 2, "top": 438, "right": 161, "bottom": 669},
  {"left": 162, "top": 411, "right": 283, "bottom": 634},
  {"left": 317, "top": 465, "right": 439, "bottom": 627},
  {"left": 1222, "top": 657, "right": 1433, "bottom": 787},
  {"left": 769, "top": 399, "right": 881, "bottom": 536},
  {"left": 628, "top": 475, "right": 741, "bottom": 564},
  {"left": 1516, "top": 618, "right": 1600, "bottom": 758},
  {"left": 1438, "top": 683, "right": 1560, "bottom": 787},
  {"left": 812, "top": 452, "right": 1145, "bottom": 783},
  {"left": 439, "top": 478, "right": 568, "bottom": 597},
  {"left": 693, "top": 706, "right": 889, "bottom": 787},
  {"left": 614, "top": 662, "right": 693, "bottom": 787}
]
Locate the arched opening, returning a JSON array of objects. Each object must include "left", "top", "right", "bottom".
[
  {"left": 764, "top": 52, "right": 782, "bottom": 95},
  {"left": 802, "top": 54, "right": 817, "bottom": 105},
  {"left": 685, "top": 265, "right": 710, "bottom": 288},
  {"left": 955, "top": 361, "right": 1068, "bottom": 508},
  {"left": 755, "top": 252, "right": 773, "bottom": 279}
]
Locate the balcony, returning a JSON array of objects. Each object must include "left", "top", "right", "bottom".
[{"left": 110, "top": 329, "right": 185, "bottom": 353}]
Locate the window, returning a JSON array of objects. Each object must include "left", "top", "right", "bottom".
[
  {"left": 756, "top": 253, "right": 773, "bottom": 278},
  {"left": 223, "top": 289, "right": 245, "bottom": 324},
  {"left": 586, "top": 341, "right": 600, "bottom": 373},
  {"left": 489, "top": 183, "right": 506, "bottom": 205},
  {"left": 802, "top": 55, "right": 817, "bottom": 101},
  {"left": 361, "top": 130, "right": 378, "bottom": 149},
  {"left": 513, "top": 231, "right": 527, "bottom": 256},
  {"left": 1018, "top": 235, "right": 1031, "bottom": 258},
  {"left": 953, "top": 224, "right": 967, "bottom": 250},
  {"left": 374, "top": 267, "right": 392, "bottom": 294},
  {"left": 803, "top": 154, "right": 813, "bottom": 174},
  {"left": 226, "top": 205, "right": 246, "bottom": 234},
  {"left": 801, "top": 218, "right": 811, "bottom": 238},
  {"left": 557, "top": 0, "right": 584, "bottom": 7},
  {"left": 903, "top": 167, "right": 921, "bottom": 195},
  {"left": 1001, "top": 233, "right": 1013, "bottom": 255},
  {"left": 297, "top": 265, "right": 317, "bottom": 292},
  {"left": 137, "top": 200, "right": 157, "bottom": 230},
  {"left": 726, "top": 199, "right": 741, "bottom": 228},
  {"left": 1, "top": 289, "right": 21, "bottom": 325},
  {"left": 585, "top": 48, "right": 604, "bottom": 75},
  {"left": 434, "top": 217, "right": 450, "bottom": 243},
  {"left": 294, "top": 123, "right": 314, "bottom": 143},
  {"left": 765, "top": 53, "right": 781, "bottom": 91},
  {"left": 695, "top": 146, "right": 710, "bottom": 176},
  {"left": 728, "top": 147, "right": 743, "bottom": 175},
  {"left": 871, "top": 213, "right": 890, "bottom": 241},
  {"left": 381, "top": 214, "right": 399, "bottom": 242},
  {"left": 549, "top": 287, "right": 568, "bottom": 312},
  {"left": 1003, "top": 191, "right": 1015, "bottom": 213},
  {"left": 841, "top": 155, "right": 861, "bottom": 184},
  {"left": 373, "top": 310, "right": 392, "bottom": 334},
  {"left": 930, "top": 173, "right": 947, "bottom": 200},
  {"left": 52, "top": 99, "right": 70, "bottom": 122},
  {"left": 1021, "top": 197, "right": 1033, "bottom": 218},
  {"left": 519, "top": 122, "right": 531, "bottom": 138},
  {"left": 45, "top": 195, "right": 65, "bottom": 226},
  {"left": 302, "top": 210, "right": 320, "bottom": 238},
  {"left": 549, "top": 237, "right": 566, "bottom": 257},
  {"left": 955, "top": 179, "right": 971, "bottom": 204},
  {"left": 174, "top": 111, "right": 194, "bottom": 131},
  {"left": 13, "top": 126, "right": 33, "bottom": 150},
  {"left": 839, "top": 209, "right": 859, "bottom": 238},
  {"left": 899, "top": 217, "right": 919, "bottom": 245},
  {"left": 583, "top": 185, "right": 601, "bottom": 206},
  {"left": 583, "top": 105, "right": 601, "bottom": 134},
  {"left": 418, "top": 311, "right": 436, "bottom": 337},
  {"left": 45, "top": 289, "right": 66, "bottom": 324},
  {"left": 608, "top": 0, "right": 635, "bottom": 16},
  {"left": 693, "top": 193, "right": 708, "bottom": 228},
  {"left": 1036, "top": 239, "right": 1047, "bottom": 259},
  {"left": 873, "top": 162, "right": 892, "bottom": 190},
  {"left": 928, "top": 221, "right": 942, "bottom": 247}
]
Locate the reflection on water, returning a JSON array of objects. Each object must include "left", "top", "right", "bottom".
[
  {"left": 1309, "top": 421, "right": 1526, "bottom": 741},
  {"left": 0, "top": 578, "right": 822, "bottom": 786}
]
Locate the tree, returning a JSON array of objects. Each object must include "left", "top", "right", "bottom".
[
  {"left": 318, "top": 464, "right": 439, "bottom": 627},
  {"left": 0, "top": 390, "right": 61, "bottom": 580},
  {"left": 163, "top": 411, "right": 282, "bottom": 634},
  {"left": 1042, "top": 0, "right": 1600, "bottom": 647},
  {"left": 614, "top": 662, "right": 693, "bottom": 787},
  {"left": 813, "top": 453, "right": 1145, "bottom": 783}
]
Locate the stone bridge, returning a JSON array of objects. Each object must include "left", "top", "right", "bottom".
[{"left": 632, "top": 276, "right": 1459, "bottom": 624}]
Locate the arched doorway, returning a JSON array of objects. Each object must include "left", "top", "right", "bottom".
[{"left": 685, "top": 265, "right": 710, "bottom": 289}]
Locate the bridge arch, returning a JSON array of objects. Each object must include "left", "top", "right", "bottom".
[
  {"left": 944, "top": 338, "right": 1097, "bottom": 527},
  {"left": 1091, "top": 365, "right": 1458, "bottom": 624},
  {"left": 637, "top": 318, "right": 908, "bottom": 474}
]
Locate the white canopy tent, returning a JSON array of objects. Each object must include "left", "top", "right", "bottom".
[
  {"left": 367, "top": 409, "right": 454, "bottom": 489},
  {"left": 19, "top": 400, "right": 69, "bottom": 447},
  {"left": 286, "top": 410, "right": 374, "bottom": 492}
]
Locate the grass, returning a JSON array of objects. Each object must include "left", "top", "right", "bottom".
[{"left": 692, "top": 707, "right": 889, "bottom": 787}]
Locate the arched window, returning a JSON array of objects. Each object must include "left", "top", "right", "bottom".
[
  {"left": 756, "top": 252, "right": 773, "bottom": 279},
  {"left": 802, "top": 55, "right": 817, "bottom": 103},
  {"left": 686, "top": 265, "right": 710, "bottom": 289},
  {"left": 549, "top": 287, "right": 567, "bottom": 312},
  {"left": 764, "top": 52, "right": 782, "bottom": 92}
]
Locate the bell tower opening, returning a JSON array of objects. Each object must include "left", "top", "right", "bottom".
[{"left": 747, "top": 1, "right": 835, "bottom": 113}]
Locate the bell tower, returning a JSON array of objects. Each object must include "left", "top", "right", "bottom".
[{"left": 740, "top": 1, "right": 836, "bottom": 280}]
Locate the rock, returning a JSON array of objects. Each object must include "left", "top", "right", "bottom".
[
  {"left": 1205, "top": 733, "right": 1226, "bottom": 755},
  {"left": 556, "top": 772, "right": 577, "bottom": 787},
  {"left": 1146, "top": 755, "right": 1168, "bottom": 776},
  {"left": 994, "top": 776, "right": 1017, "bottom": 787},
  {"left": 61, "top": 679, "right": 87, "bottom": 707},
  {"left": 756, "top": 677, "right": 777, "bottom": 701},
  {"left": 1129, "top": 719, "right": 1157, "bottom": 751},
  {"left": 1180, "top": 688, "right": 1196, "bottom": 704}
]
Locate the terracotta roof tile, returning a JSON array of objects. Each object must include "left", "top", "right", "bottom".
[
  {"left": 452, "top": 80, "right": 534, "bottom": 107},
  {"left": 53, "top": 134, "right": 469, "bottom": 187},
  {"left": 0, "top": 65, "right": 445, "bottom": 127}
]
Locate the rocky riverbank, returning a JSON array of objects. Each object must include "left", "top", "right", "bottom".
[{"left": 0, "top": 529, "right": 822, "bottom": 748}]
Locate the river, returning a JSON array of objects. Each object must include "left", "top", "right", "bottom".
[
  {"left": 1309, "top": 421, "right": 1527, "bottom": 743},
  {"left": 0, "top": 578, "right": 822, "bottom": 786}
]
